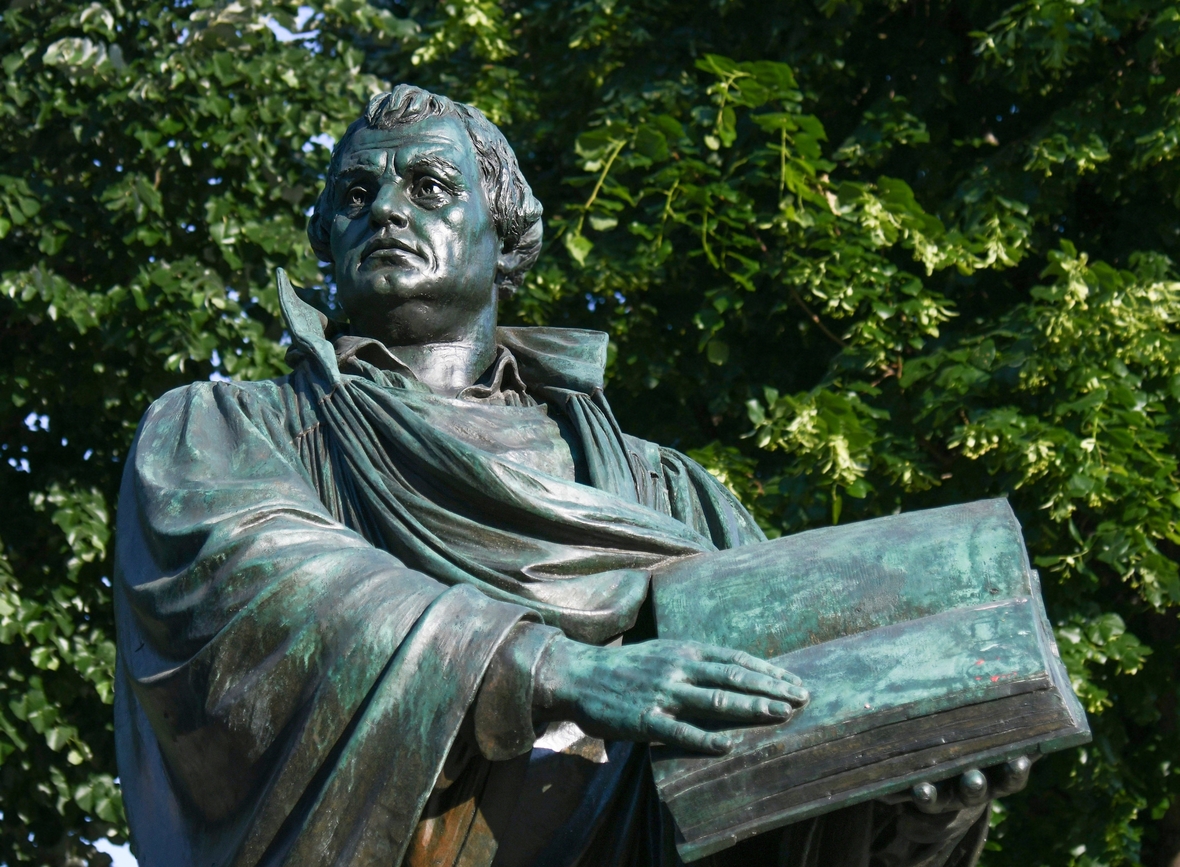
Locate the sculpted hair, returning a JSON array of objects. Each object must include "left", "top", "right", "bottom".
[{"left": 308, "top": 85, "right": 544, "bottom": 295}]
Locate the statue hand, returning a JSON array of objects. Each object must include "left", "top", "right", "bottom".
[
  {"left": 868, "top": 758, "right": 1032, "bottom": 857},
  {"left": 533, "top": 637, "right": 809, "bottom": 754},
  {"left": 882, "top": 754, "right": 1038, "bottom": 816},
  {"left": 879, "top": 756, "right": 1033, "bottom": 814}
]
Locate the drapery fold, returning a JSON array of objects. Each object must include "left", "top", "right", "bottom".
[
  {"left": 116, "top": 376, "right": 535, "bottom": 867},
  {"left": 114, "top": 274, "right": 984, "bottom": 867},
  {"left": 114, "top": 277, "right": 761, "bottom": 867}
]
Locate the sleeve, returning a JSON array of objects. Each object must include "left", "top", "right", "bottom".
[
  {"left": 113, "top": 381, "right": 534, "bottom": 867},
  {"left": 473, "top": 622, "right": 563, "bottom": 760}
]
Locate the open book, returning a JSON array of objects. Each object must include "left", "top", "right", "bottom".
[{"left": 649, "top": 499, "right": 1090, "bottom": 862}]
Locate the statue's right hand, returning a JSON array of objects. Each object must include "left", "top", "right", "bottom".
[{"left": 532, "top": 637, "right": 809, "bottom": 754}]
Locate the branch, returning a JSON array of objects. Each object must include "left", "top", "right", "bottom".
[{"left": 789, "top": 288, "right": 846, "bottom": 348}]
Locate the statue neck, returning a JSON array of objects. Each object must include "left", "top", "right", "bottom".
[
  {"left": 381, "top": 337, "right": 498, "bottom": 397},
  {"left": 353, "top": 303, "right": 499, "bottom": 397}
]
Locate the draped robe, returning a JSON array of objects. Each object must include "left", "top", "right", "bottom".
[{"left": 113, "top": 278, "right": 989, "bottom": 867}]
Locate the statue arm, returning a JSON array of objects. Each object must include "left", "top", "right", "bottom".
[
  {"left": 114, "top": 380, "right": 535, "bottom": 864},
  {"left": 473, "top": 621, "right": 563, "bottom": 760}
]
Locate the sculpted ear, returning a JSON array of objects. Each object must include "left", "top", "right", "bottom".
[
  {"left": 307, "top": 193, "right": 335, "bottom": 264},
  {"left": 495, "top": 220, "right": 543, "bottom": 298},
  {"left": 496, "top": 246, "right": 531, "bottom": 281}
]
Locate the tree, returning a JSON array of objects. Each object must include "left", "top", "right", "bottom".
[{"left": 1, "top": 0, "right": 1178, "bottom": 864}]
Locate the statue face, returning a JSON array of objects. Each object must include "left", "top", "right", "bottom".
[{"left": 328, "top": 115, "right": 501, "bottom": 345}]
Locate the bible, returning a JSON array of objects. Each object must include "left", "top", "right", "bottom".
[{"left": 649, "top": 498, "right": 1090, "bottom": 862}]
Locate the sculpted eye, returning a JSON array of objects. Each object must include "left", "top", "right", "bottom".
[
  {"left": 345, "top": 184, "right": 371, "bottom": 208},
  {"left": 412, "top": 176, "right": 449, "bottom": 200}
]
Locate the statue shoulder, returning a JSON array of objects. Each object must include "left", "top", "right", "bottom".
[{"left": 140, "top": 376, "right": 294, "bottom": 436}]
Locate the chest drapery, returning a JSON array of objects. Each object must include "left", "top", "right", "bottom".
[{"left": 113, "top": 273, "right": 763, "bottom": 867}]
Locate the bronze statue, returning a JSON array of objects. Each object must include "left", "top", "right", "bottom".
[{"left": 113, "top": 86, "right": 1034, "bottom": 867}]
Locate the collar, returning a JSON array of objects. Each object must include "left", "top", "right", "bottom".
[
  {"left": 333, "top": 335, "right": 535, "bottom": 405},
  {"left": 277, "top": 269, "right": 610, "bottom": 398}
]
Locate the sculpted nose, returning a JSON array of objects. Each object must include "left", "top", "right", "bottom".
[{"left": 370, "top": 183, "right": 409, "bottom": 229}]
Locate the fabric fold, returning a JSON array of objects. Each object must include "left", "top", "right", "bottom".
[{"left": 115, "top": 274, "right": 769, "bottom": 867}]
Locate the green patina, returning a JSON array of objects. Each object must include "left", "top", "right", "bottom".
[
  {"left": 651, "top": 500, "right": 1089, "bottom": 860},
  {"left": 112, "top": 85, "right": 1078, "bottom": 867}
]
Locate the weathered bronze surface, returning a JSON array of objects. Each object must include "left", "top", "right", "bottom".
[
  {"left": 113, "top": 85, "right": 1077, "bottom": 867},
  {"left": 651, "top": 500, "right": 1089, "bottom": 860}
]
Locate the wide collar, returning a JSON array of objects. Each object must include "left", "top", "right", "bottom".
[{"left": 277, "top": 269, "right": 609, "bottom": 397}]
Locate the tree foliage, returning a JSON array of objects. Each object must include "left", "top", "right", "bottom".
[{"left": 3, "top": 0, "right": 1180, "bottom": 864}]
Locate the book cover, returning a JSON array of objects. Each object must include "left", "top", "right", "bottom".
[{"left": 649, "top": 499, "right": 1090, "bottom": 862}]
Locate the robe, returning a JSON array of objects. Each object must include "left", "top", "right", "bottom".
[{"left": 113, "top": 275, "right": 989, "bottom": 867}]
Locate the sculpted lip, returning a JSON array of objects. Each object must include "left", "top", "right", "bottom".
[{"left": 361, "top": 234, "right": 424, "bottom": 264}]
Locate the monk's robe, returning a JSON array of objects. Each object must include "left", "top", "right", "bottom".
[{"left": 113, "top": 277, "right": 989, "bottom": 867}]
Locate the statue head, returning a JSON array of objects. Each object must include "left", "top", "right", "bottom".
[{"left": 307, "top": 86, "right": 543, "bottom": 345}]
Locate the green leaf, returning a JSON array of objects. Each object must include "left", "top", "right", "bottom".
[{"left": 564, "top": 231, "right": 593, "bottom": 265}]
